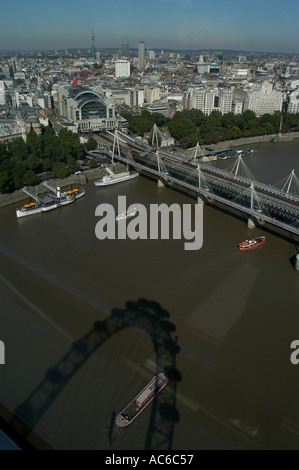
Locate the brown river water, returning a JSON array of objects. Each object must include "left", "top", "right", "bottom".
[{"left": 0, "top": 139, "right": 298, "bottom": 450}]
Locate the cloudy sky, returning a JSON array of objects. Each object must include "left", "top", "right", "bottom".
[{"left": 0, "top": 0, "right": 298, "bottom": 53}]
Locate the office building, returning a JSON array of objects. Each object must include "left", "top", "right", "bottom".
[
  {"left": 218, "top": 88, "right": 233, "bottom": 114},
  {"left": 144, "top": 86, "right": 160, "bottom": 104},
  {"left": 91, "top": 32, "right": 96, "bottom": 59},
  {"left": 234, "top": 82, "right": 283, "bottom": 116},
  {"left": 187, "top": 87, "right": 233, "bottom": 115},
  {"left": 138, "top": 41, "right": 145, "bottom": 70},
  {"left": 0, "top": 81, "right": 5, "bottom": 105},
  {"left": 121, "top": 43, "right": 130, "bottom": 57},
  {"left": 288, "top": 89, "right": 299, "bottom": 113},
  {"left": 187, "top": 87, "right": 218, "bottom": 115},
  {"left": 108, "top": 88, "right": 144, "bottom": 108},
  {"left": 115, "top": 60, "right": 131, "bottom": 78}
]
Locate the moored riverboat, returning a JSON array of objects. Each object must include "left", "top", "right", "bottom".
[{"left": 115, "top": 372, "right": 168, "bottom": 428}]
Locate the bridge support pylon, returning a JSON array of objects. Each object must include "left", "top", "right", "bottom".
[
  {"left": 247, "top": 218, "right": 256, "bottom": 229},
  {"left": 197, "top": 196, "right": 204, "bottom": 204},
  {"left": 257, "top": 218, "right": 266, "bottom": 225},
  {"left": 158, "top": 178, "right": 165, "bottom": 188}
]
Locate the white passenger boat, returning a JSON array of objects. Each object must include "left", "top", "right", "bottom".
[
  {"left": 16, "top": 203, "right": 43, "bottom": 218},
  {"left": 41, "top": 200, "right": 60, "bottom": 212},
  {"left": 94, "top": 170, "right": 139, "bottom": 187}
]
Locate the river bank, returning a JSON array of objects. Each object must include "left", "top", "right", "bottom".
[
  {"left": 205, "top": 131, "right": 299, "bottom": 151},
  {"left": 1, "top": 130, "right": 299, "bottom": 209},
  {"left": 0, "top": 162, "right": 125, "bottom": 209}
]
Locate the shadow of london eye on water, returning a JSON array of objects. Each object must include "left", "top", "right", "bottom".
[{"left": 9, "top": 298, "right": 181, "bottom": 450}]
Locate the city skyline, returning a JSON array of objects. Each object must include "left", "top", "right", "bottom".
[{"left": 0, "top": 0, "right": 298, "bottom": 54}]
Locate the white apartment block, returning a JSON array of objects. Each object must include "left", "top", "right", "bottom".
[
  {"left": 204, "top": 88, "right": 218, "bottom": 114},
  {"left": 0, "top": 81, "right": 5, "bottom": 105},
  {"left": 108, "top": 88, "right": 144, "bottom": 108},
  {"left": 197, "top": 64, "right": 210, "bottom": 75},
  {"left": 144, "top": 86, "right": 160, "bottom": 104},
  {"left": 236, "top": 82, "right": 283, "bottom": 116},
  {"left": 218, "top": 88, "right": 233, "bottom": 114},
  {"left": 232, "top": 100, "right": 243, "bottom": 114},
  {"left": 230, "top": 67, "right": 248, "bottom": 78},
  {"left": 115, "top": 60, "right": 130, "bottom": 78},
  {"left": 288, "top": 89, "right": 299, "bottom": 113},
  {"left": 187, "top": 87, "right": 233, "bottom": 115}
]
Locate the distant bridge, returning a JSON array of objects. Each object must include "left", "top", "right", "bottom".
[{"left": 92, "top": 129, "right": 299, "bottom": 237}]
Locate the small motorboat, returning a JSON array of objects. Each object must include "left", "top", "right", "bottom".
[
  {"left": 238, "top": 236, "right": 266, "bottom": 251},
  {"left": 116, "top": 208, "right": 138, "bottom": 222}
]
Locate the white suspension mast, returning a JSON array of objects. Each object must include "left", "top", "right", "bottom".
[
  {"left": 250, "top": 182, "right": 254, "bottom": 210},
  {"left": 112, "top": 130, "right": 121, "bottom": 163},
  {"left": 197, "top": 163, "right": 201, "bottom": 189},
  {"left": 286, "top": 169, "right": 295, "bottom": 194},
  {"left": 234, "top": 155, "right": 242, "bottom": 176},
  {"left": 193, "top": 142, "right": 201, "bottom": 162}
]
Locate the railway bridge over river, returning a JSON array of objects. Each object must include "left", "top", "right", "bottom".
[{"left": 91, "top": 129, "right": 299, "bottom": 238}]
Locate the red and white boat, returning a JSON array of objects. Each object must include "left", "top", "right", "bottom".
[
  {"left": 115, "top": 372, "right": 168, "bottom": 428},
  {"left": 116, "top": 207, "right": 138, "bottom": 222},
  {"left": 238, "top": 236, "right": 266, "bottom": 251}
]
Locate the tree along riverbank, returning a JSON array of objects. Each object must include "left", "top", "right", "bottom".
[
  {"left": 121, "top": 109, "right": 299, "bottom": 148},
  {"left": 202, "top": 130, "right": 299, "bottom": 151},
  {"left": 0, "top": 162, "right": 125, "bottom": 209}
]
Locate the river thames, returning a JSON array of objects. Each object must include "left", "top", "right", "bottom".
[{"left": 0, "top": 139, "right": 298, "bottom": 450}]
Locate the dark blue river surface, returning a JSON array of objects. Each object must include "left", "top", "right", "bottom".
[{"left": 0, "top": 139, "right": 298, "bottom": 450}]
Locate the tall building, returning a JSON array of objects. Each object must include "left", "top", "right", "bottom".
[
  {"left": 91, "top": 32, "right": 96, "bottom": 59},
  {"left": 121, "top": 43, "right": 130, "bottom": 57},
  {"left": 138, "top": 41, "right": 145, "bottom": 70},
  {"left": 115, "top": 60, "right": 130, "bottom": 78},
  {"left": 144, "top": 86, "right": 161, "bottom": 104},
  {"left": 0, "top": 81, "right": 5, "bottom": 105},
  {"left": 218, "top": 88, "right": 233, "bottom": 114},
  {"left": 3, "top": 64, "right": 13, "bottom": 78}
]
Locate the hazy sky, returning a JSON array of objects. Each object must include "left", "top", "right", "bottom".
[{"left": 0, "top": 0, "right": 298, "bottom": 53}]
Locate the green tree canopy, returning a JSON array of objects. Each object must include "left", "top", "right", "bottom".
[
  {"left": 85, "top": 137, "right": 97, "bottom": 151},
  {"left": 52, "top": 161, "right": 67, "bottom": 179}
]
